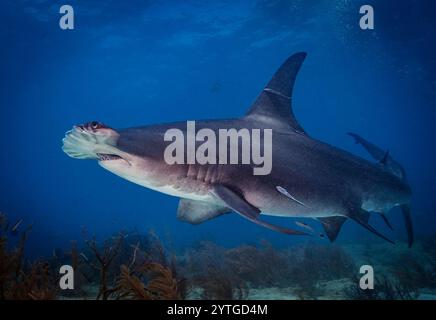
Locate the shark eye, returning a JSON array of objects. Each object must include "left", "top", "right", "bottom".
[{"left": 91, "top": 121, "right": 101, "bottom": 129}]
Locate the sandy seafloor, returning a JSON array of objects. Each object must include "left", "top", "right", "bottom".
[{"left": 56, "top": 242, "right": 436, "bottom": 300}]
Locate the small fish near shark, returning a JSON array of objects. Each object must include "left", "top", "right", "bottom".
[{"left": 62, "top": 52, "right": 414, "bottom": 246}]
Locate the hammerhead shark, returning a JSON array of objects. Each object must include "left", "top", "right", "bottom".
[{"left": 62, "top": 52, "right": 413, "bottom": 246}]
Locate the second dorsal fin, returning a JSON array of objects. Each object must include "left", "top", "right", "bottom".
[{"left": 245, "top": 52, "right": 307, "bottom": 134}]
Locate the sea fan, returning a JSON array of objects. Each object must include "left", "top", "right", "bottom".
[
  {"left": 117, "top": 262, "right": 181, "bottom": 300},
  {"left": 117, "top": 265, "right": 153, "bottom": 299}
]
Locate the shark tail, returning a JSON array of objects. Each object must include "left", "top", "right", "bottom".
[
  {"left": 348, "top": 132, "right": 414, "bottom": 247},
  {"left": 401, "top": 204, "right": 414, "bottom": 248}
]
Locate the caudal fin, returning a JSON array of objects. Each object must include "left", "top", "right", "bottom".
[
  {"left": 348, "top": 132, "right": 414, "bottom": 247},
  {"left": 401, "top": 204, "right": 414, "bottom": 248}
]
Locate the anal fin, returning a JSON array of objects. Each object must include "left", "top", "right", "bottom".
[{"left": 318, "top": 216, "right": 347, "bottom": 242}]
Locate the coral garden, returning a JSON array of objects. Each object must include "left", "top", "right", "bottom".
[{"left": 0, "top": 212, "right": 435, "bottom": 300}]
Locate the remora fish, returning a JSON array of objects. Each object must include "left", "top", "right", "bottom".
[
  {"left": 62, "top": 52, "right": 413, "bottom": 246},
  {"left": 294, "top": 221, "right": 315, "bottom": 233}
]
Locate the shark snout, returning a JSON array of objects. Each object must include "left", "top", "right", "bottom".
[{"left": 62, "top": 121, "right": 123, "bottom": 161}]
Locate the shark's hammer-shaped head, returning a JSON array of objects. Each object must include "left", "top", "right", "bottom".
[
  {"left": 62, "top": 121, "right": 134, "bottom": 173},
  {"left": 62, "top": 121, "right": 183, "bottom": 191}
]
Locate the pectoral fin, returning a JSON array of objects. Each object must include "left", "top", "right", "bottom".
[
  {"left": 211, "top": 184, "right": 308, "bottom": 236},
  {"left": 177, "top": 199, "right": 230, "bottom": 225}
]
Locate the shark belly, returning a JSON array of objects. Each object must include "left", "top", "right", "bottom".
[
  {"left": 143, "top": 183, "right": 214, "bottom": 202},
  {"left": 100, "top": 161, "right": 215, "bottom": 202}
]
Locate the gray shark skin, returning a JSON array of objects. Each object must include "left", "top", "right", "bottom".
[{"left": 62, "top": 52, "right": 413, "bottom": 246}]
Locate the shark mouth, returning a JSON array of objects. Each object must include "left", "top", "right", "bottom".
[{"left": 97, "top": 153, "right": 123, "bottom": 161}]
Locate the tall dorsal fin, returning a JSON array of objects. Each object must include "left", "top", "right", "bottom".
[{"left": 245, "top": 52, "right": 307, "bottom": 134}]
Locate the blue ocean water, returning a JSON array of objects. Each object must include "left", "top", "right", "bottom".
[{"left": 0, "top": 0, "right": 435, "bottom": 259}]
